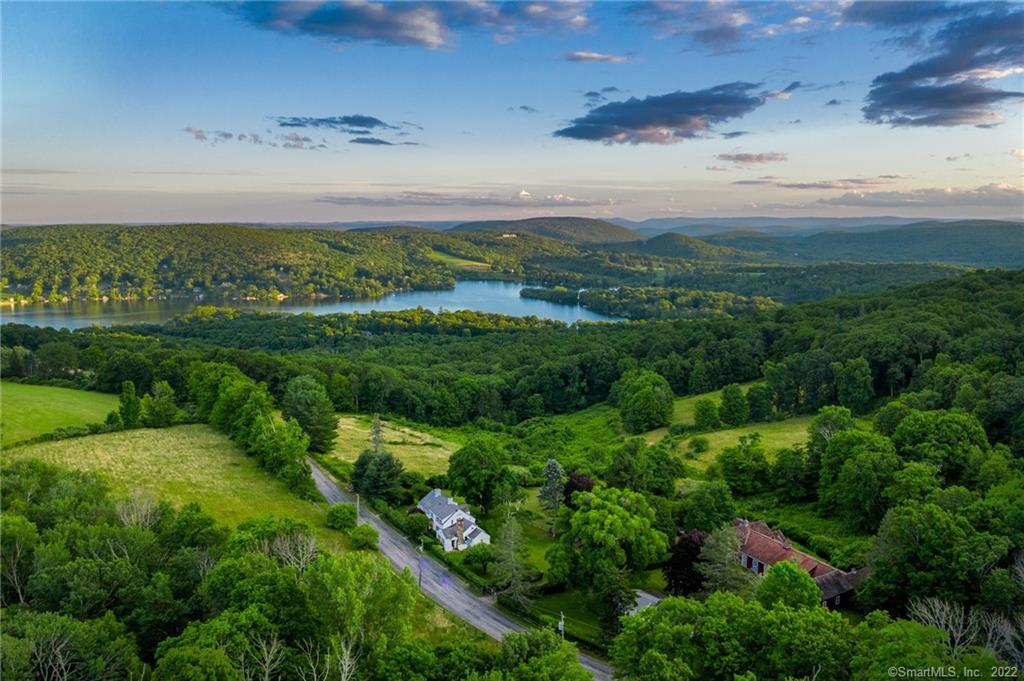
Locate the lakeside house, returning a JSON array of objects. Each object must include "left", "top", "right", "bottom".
[
  {"left": 417, "top": 489, "right": 491, "bottom": 552},
  {"left": 735, "top": 518, "right": 867, "bottom": 607}
]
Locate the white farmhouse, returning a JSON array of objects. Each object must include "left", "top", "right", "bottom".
[{"left": 417, "top": 489, "right": 491, "bottom": 552}]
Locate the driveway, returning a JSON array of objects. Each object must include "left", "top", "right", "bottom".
[{"left": 309, "top": 460, "right": 614, "bottom": 681}]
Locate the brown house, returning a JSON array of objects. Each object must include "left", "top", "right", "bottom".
[{"left": 735, "top": 518, "right": 866, "bottom": 607}]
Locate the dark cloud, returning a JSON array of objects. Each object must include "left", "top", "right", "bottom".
[
  {"left": 316, "top": 189, "right": 618, "bottom": 207},
  {"left": 841, "top": 1, "right": 964, "bottom": 29},
  {"left": 232, "top": 1, "right": 590, "bottom": 50},
  {"left": 776, "top": 177, "right": 891, "bottom": 190},
  {"left": 272, "top": 115, "right": 396, "bottom": 132},
  {"left": 731, "top": 179, "right": 773, "bottom": 185},
  {"left": 183, "top": 127, "right": 208, "bottom": 142},
  {"left": 824, "top": 98, "right": 842, "bottom": 106},
  {"left": 554, "top": 82, "right": 767, "bottom": 145},
  {"left": 627, "top": 1, "right": 753, "bottom": 52},
  {"left": 716, "top": 152, "right": 787, "bottom": 164},
  {"left": 350, "top": 137, "right": 395, "bottom": 146},
  {"left": 510, "top": 105, "right": 538, "bottom": 114},
  {"left": 705, "top": 165, "right": 730, "bottom": 171},
  {"left": 854, "top": 3, "right": 1024, "bottom": 127},
  {"left": 564, "top": 50, "right": 628, "bottom": 63},
  {"left": 214, "top": 130, "right": 234, "bottom": 140},
  {"left": 721, "top": 131, "right": 750, "bottom": 139}
]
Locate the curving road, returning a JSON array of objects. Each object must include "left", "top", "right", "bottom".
[{"left": 309, "top": 460, "right": 614, "bottom": 681}]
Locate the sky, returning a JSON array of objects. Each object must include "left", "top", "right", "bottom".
[{"left": 2, "top": 0, "right": 1023, "bottom": 224}]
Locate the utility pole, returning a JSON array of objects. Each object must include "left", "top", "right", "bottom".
[
  {"left": 558, "top": 611, "right": 565, "bottom": 639},
  {"left": 418, "top": 541, "right": 424, "bottom": 587},
  {"left": 356, "top": 493, "right": 360, "bottom": 524}
]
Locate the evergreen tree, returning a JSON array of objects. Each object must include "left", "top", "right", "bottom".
[
  {"left": 696, "top": 525, "right": 756, "bottom": 596},
  {"left": 119, "top": 380, "right": 141, "bottom": 429},
  {"left": 371, "top": 413, "right": 384, "bottom": 453},
  {"left": 538, "top": 458, "right": 566, "bottom": 536},
  {"left": 492, "top": 511, "right": 536, "bottom": 608},
  {"left": 281, "top": 375, "right": 338, "bottom": 454}
]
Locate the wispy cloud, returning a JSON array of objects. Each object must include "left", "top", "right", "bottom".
[
  {"left": 316, "top": 189, "right": 620, "bottom": 207},
  {"left": 232, "top": 1, "right": 590, "bottom": 50},
  {"left": 564, "top": 50, "right": 629, "bottom": 63},
  {"left": 272, "top": 115, "right": 397, "bottom": 132},
  {"left": 716, "top": 152, "right": 788, "bottom": 164},
  {"left": 555, "top": 82, "right": 769, "bottom": 145},
  {"left": 817, "top": 182, "right": 1023, "bottom": 208}
]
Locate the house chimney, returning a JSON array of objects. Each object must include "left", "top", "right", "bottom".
[{"left": 456, "top": 517, "right": 464, "bottom": 547}]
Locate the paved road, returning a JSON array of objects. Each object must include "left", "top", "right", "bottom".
[{"left": 309, "top": 461, "right": 614, "bottom": 681}]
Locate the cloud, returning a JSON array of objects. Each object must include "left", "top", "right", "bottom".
[
  {"left": 1, "top": 168, "right": 74, "bottom": 175},
  {"left": 316, "top": 189, "right": 619, "bottom": 207},
  {"left": 1013, "top": 148, "right": 1024, "bottom": 159},
  {"left": 705, "top": 165, "right": 730, "bottom": 171},
  {"left": 272, "top": 115, "right": 396, "bottom": 131},
  {"left": 731, "top": 175, "right": 902, "bottom": 189},
  {"left": 824, "top": 98, "right": 842, "bottom": 106},
  {"left": 564, "top": 50, "right": 628, "bottom": 63},
  {"left": 775, "top": 177, "right": 892, "bottom": 190},
  {"left": 853, "top": 3, "right": 1024, "bottom": 127},
  {"left": 214, "top": 130, "right": 234, "bottom": 141},
  {"left": 508, "top": 105, "right": 538, "bottom": 113},
  {"left": 816, "top": 183, "right": 1023, "bottom": 208},
  {"left": 232, "top": 1, "right": 590, "bottom": 50},
  {"left": 628, "top": 1, "right": 752, "bottom": 50},
  {"left": 721, "top": 131, "right": 750, "bottom": 139},
  {"left": 716, "top": 152, "right": 788, "bottom": 164},
  {"left": 183, "top": 127, "right": 208, "bottom": 142},
  {"left": 762, "top": 81, "right": 801, "bottom": 101},
  {"left": 554, "top": 82, "right": 768, "bottom": 145},
  {"left": 945, "top": 153, "right": 972, "bottom": 162}
]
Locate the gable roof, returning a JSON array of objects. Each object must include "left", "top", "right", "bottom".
[
  {"left": 736, "top": 518, "right": 836, "bottom": 577},
  {"left": 417, "top": 489, "right": 471, "bottom": 521}
]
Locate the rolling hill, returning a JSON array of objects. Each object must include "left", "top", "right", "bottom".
[
  {"left": 702, "top": 220, "right": 1024, "bottom": 268},
  {"left": 450, "top": 217, "right": 641, "bottom": 244},
  {"left": 623, "top": 232, "right": 748, "bottom": 260}
]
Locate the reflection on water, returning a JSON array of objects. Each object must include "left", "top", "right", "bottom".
[{"left": 1, "top": 280, "right": 620, "bottom": 330}]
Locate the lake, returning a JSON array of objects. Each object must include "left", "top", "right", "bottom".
[{"left": 1, "top": 280, "right": 620, "bottom": 329}]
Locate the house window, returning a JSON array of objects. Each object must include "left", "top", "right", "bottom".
[{"left": 451, "top": 539, "right": 456, "bottom": 548}]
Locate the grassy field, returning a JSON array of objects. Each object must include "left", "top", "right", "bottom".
[
  {"left": 1, "top": 382, "right": 119, "bottom": 447},
  {"left": 427, "top": 249, "right": 491, "bottom": 271},
  {"left": 327, "top": 415, "right": 460, "bottom": 476},
  {"left": 3, "top": 424, "right": 341, "bottom": 538},
  {"left": 673, "top": 416, "right": 816, "bottom": 470}
]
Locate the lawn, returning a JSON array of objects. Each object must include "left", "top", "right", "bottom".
[
  {"left": 1, "top": 382, "right": 119, "bottom": 447},
  {"left": 478, "top": 487, "right": 554, "bottom": 572},
  {"left": 328, "top": 415, "right": 460, "bottom": 477},
  {"left": 672, "top": 416, "right": 816, "bottom": 470},
  {"left": 3, "top": 424, "right": 341, "bottom": 540},
  {"left": 427, "top": 249, "right": 491, "bottom": 271}
]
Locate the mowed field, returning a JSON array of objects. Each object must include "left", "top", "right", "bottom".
[
  {"left": 1, "top": 382, "right": 118, "bottom": 447},
  {"left": 427, "top": 249, "right": 491, "bottom": 271},
  {"left": 327, "top": 415, "right": 459, "bottom": 476},
  {"left": 4, "top": 424, "right": 341, "bottom": 541}
]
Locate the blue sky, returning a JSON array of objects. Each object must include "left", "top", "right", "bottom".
[{"left": 3, "top": 1, "right": 1022, "bottom": 223}]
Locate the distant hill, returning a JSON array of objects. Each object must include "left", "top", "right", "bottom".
[
  {"left": 702, "top": 220, "right": 1024, "bottom": 268},
  {"left": 624, "top": 232, "right": 747, "bottom": 260},
  {"left": 612, "top": 216, "right": 938, "bottom": 237},
  {"left": 450, "top": 217, "right": 641, "bottom": 244}
]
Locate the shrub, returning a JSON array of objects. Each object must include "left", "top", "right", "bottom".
[
  {"left": 404, "top": 512, "right": 432, "bottom": 541},
  {"left": 461, "top": 543, "right": 495, "bottom": 575},
  {"left": 687, "top": 436, "right": 710, "bottom": 454},
  {"left": 349, "top": 523, "right": 379, "bottom": 550},
  {"left": 326, "top": 504, "right": 357, "bottom": 531}
]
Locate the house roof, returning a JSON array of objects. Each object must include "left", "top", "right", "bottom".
[
  {"left": 814, "top": 567, "right": 869, "bottom": 600},
  {"left": 736, "top": 519, "right": 836, "bottom": 577},
  {"left": 418, "top": 489, "right": 471, "bottom": 521}
]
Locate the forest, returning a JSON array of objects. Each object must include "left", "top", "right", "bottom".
[
  {"left": 2, "top": 233, "right": 1024, "bottom": 679},
  {"left": 0, "top": 222, "right": 1003, "bottom": 310}
]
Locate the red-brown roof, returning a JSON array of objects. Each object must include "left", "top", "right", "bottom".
[{"left": 735, "top": 519, "right": 836, "bottom": 577}]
